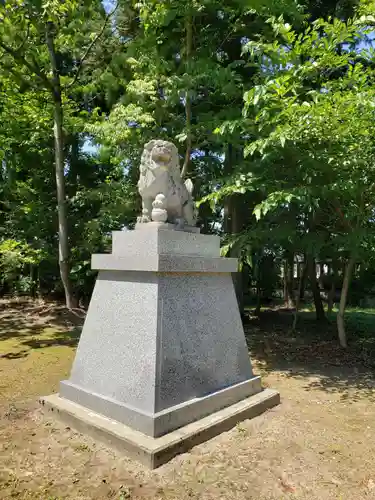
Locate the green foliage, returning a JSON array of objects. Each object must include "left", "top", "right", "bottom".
[
  {"left": 0, "top": 0, "right": 374, "bottom": 328},
  {"left": 0, "top": 239, "right": 46, "bottom": 294},
  {"left": 211, "top": 9, "right": 375, "bottom": 257}
]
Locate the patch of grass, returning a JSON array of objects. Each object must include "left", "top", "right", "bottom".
[
  {"left": 289, "top": 304, "right": 374, "bottom": 340},
  {"left": 0, "top": 302, "right": 81, "bottom": 407},
  {"left": 236, "top": 423, "right": 248, "bottom": 437},
  {"left": 72, "top": 442, "right": 92, "bottom": 453},
  {"left": 0, "top": 327, "right": 78, "bottom": 406}
]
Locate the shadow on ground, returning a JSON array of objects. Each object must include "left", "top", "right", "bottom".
[
  {"left": 0, "top": 299, "right": 84, "bottom": 359},
  {"left": 245, "top": 308, "right": 375, "bottom": 403}
]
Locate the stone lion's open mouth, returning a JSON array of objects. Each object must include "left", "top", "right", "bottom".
[{"left": 152, "top": 150, "right": 171, "bottom": 165}]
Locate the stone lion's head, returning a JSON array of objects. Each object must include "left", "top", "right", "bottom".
[{"left": 140, "top": 140, "right": 181, "bottom": 180}]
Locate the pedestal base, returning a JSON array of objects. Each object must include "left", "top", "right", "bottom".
[
  {"left": 42, "top": 227, "right": 280, "bottom": 466},
  {"left": 60, "top": 376, "right": 262, "bottom": 437},
  {"left": 40, "top": 388, "right": 280, "bottom": 469}
]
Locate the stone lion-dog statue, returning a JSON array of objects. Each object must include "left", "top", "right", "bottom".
[{"left": 137, "top": 139, "right": 196, "bottom": 227}]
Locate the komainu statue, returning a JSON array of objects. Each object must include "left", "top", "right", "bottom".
[{"left": 137, "top": 140, "right": 196, "bottom": 227}]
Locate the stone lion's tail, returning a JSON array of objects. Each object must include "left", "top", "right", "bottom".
[{"left": 185, "top": 178, "right": 194, "bottom": 195}]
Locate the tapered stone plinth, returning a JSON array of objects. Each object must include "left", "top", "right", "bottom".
[{"left": 42, "top": 223, "right": 279, "bottom": 466}]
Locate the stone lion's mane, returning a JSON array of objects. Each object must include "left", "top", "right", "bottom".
[{"left": 139, "top": 140, "right": 182, "bottom": 185}]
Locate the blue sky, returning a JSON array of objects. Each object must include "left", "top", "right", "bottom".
[{"left": 102, "top": 0, "right": 116, "bottom": 13}]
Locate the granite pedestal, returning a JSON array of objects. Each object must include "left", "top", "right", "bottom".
[{"left": 42, "top": 222, "right": 279, "bottom": 467}]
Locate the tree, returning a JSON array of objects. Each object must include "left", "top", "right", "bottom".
[
  {"left": 212, "top": 8, "right": 375, "bottom": 344},
  {"left": 0, "top": 0, "right": 117, "bottom": 307}
]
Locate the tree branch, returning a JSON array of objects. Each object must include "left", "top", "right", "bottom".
[
  {"left": 45, "top": 21, "right": 61, "bottom": 99},
  {"left": 0, "top": 60, "right": 39, "bottom": 90},
  {"left": 66, "top": 1, "right": 119, "bottom": 90},
  {"left": 13, "top": 20, "right": 30, "bottom": 53},
  {"left": 0, "top": 40, "right": 52, "bottom": 90}
]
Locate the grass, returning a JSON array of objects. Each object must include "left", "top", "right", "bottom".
[
  {"left": 252, "top": 303, "right": 375, "bottom": 345},
  {"left": 0, "top": 299, "right": 81, "bottom": 407}
]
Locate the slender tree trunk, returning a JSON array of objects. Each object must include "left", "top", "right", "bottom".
[
  {"left": 68, "top": 134, "right": 80, "bottom": 187},
  {"left": 308, "top": 257, "right": 326, "bottom": 321},
  {"left": 328, "top": 281, "right": 335, "bottom": 314},
  {"left": 287, "top": 251, "right": 295, "bottom": 307},
  {"left": 255, "top": 283, "right": 261, "bottom": 315},
  {"left": 283, "top": 253, "right": 295, "bottom": 308},
  {"left": 327, "top": 260, "right": 338, "bottom": 314},
  {"left": 318, "top": 262, "right": 325, "bottom": 287},
  {"left": 37, "top": 266, "right": 41, "bottom": 298},
  {"left": 299, "top": 257, "right": 308, "bottom": 301},
  {"left": 181, "top": 12, "right": 192, "bottom": 179},
  {"left": 283, "top": 260, "right": 288, "bottom": 305},
  {"left": 231, "top": 195, "right": 245, "bottom": 315},
  {"left": 53, "top": 100, "right": 75, "bottom": 308},
  {"left": 337, "top": 257, "right": 355, "bottom": 348},
  {"left": 254, "top": 256, "right": 262, "bottom": 316},
  {"left": 223, "top": 145, "right": 246, "bottom": 315},
  {"left": 293, "top": 261, "right": 308, "bottom": 331},
  {"left": 46, "top": 22, "right": 75, "bottom": 309}
]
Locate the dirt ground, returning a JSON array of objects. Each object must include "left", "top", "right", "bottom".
[{"left": 1, "top": 299, "right": 375, "bottom": 499}]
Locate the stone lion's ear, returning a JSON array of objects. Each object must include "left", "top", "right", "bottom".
[
  {"left": 144, "top": 140, "right": 156, "bottom": 151},
  {"left": 169, "top": 143, "right": 178, "bottom": 156}
]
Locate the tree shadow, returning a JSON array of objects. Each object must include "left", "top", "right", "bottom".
[
  {"left": 0, "top": 299, "right": 84, "bottom": 359},
  {"left": 0, "top": 327, "right": 81, "bottom": 360},
  {"left": 20, "top": 328, "right": 81, "bottom": 349},
  {"left": 0, "top": 299, "right": 85, "bottom": 339},
  {"left": 245, "top": 309, "right": 375, "bottom": 403},
  {"left": 1, "top": 350, "right": 29, "bottom": 360},
  {"left": 0, "top": 315, "right": 48, "bottom": 341}
]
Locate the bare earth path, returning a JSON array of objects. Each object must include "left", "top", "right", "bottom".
[{"left": 1, "top": 300, "right": 375, "bottom": 499}]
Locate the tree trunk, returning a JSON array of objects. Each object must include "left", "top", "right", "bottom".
[
  {"left": 337, "top": 257, "right": 355, "bottom": 348},
  {"left": 327, "top": 260, "right": 337, "bottom": 314},
  {"left": 68, "top": 134, "right": 80, "bottom": 187},
  {"left": 283, "top": 260, "right": 288, "bottom": 305},
  {"left": 46, "top": 22, "right": 76, "bottom": 309},
  {"left": 308, "top": 257, "right": 326, "bottom": 321},
  {"left": 287, "top": 252, "right": 295, "bottom": 307},
  {"left": 181, "top": 12, "right": 192, "bottom": 179},
  {"left": 223, "top": 145, "right": 246, "bottom": 315},
  {"left": 231, "top": 195, "right": 245, "bottom": 315},
  {"left": 293, "top": 261, "right": 308, "bottom": 331},
  {"left": 37, "top": 266, "right": 41, "bottom": 298},
  {"left": 318, "top": 262, "right": 325, "bottom": 287},
  {"left": 299, "top": 257, "right": 308, "bottom": 301},
  {"left": 254, "top": 256, "right": 262, "bottom": 316},
  {"left": 53, "top": 100, "right": 75, "bottom": 308},
  {"left": 327, "top": 281, "right": 335, "bottom": 314},
  {"left": 283, "top": 253, "right": 295, "bottom": 308}
]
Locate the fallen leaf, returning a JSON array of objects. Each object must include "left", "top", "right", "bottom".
[
  {"left": 279, "top": 473, "right": 296, "bottom": 493},
  {"left": 331, "top": 477, "right": 341, "bottom": 486}
]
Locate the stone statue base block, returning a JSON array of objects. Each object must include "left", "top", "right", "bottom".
[
  {"left": 41, "top": 226, "right": 279, "bottom": 465},
  {"left": 134, "top": 221, "right": 200, "bottom": 233},
  {"left": 41, "top": 389, "right": 280, "bottom": 469},
  {"left": 60, "top": 375, "right": 262, "bottom": 438}
]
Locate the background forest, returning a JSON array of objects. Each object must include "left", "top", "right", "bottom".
[{"left": 1, "top": 0, "right": 375, "bottom": 347}]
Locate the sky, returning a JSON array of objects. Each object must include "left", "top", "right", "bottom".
[{"left": 102, "top": 0, "right": 116, "bottom": 14}]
